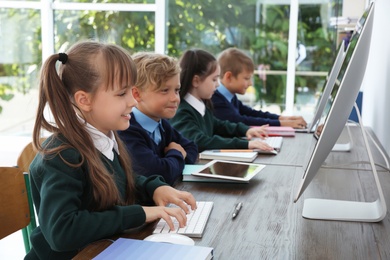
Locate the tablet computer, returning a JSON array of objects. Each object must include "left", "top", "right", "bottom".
[{"left": 191, "top": 160, "right": 265, "bottom": 183}]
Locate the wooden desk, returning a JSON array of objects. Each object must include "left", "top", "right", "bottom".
[{"left": 74, "top": 126, "right": 390, "bottom": 259}]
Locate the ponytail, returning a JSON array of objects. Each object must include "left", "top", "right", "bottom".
[{"left": 33, "top": 41, "right": 137, "bottom": 211}]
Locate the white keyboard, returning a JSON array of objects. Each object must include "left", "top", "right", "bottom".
[
  {"left": 153, "top": 201, "right": 213, "bottom": 238},
  {"left": 264, "top": 136, "right": 283, "bottom": 151}
]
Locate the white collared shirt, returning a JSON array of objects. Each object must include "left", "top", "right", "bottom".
[
  {"left": 78, "top": 115, "right": 119, "bottom": 161},
  {"left": 184, "top": 93, "right": 206, "bottom": 116}
]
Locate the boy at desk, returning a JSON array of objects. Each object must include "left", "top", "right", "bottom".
[
  {"left": 118, "top": 52, "right": 198, "bottom": 186},
  {"left": 211, "top": 47, "right": 307, "bottom": 129}
]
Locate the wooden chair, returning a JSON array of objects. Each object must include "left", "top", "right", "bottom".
[
  {"left": 14, "top": 140, "right": 44, "bottom": 253},
  {"left": 16, "top": 139, "right": 45, "bottom": 173},
  {"left": 0, "top": 167, "right": 35, "bottom": 253}
]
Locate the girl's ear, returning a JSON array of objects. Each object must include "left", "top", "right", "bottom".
[
  {"left": 131, "top": 87, "right": 143, "bottom": 102},
  {"left": 74, "top": 90, "right": 92, "bottom": 112},
  {"left": 192, "top": 75, "right": 200, "bottom": 88}
]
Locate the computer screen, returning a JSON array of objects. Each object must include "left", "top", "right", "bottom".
[
  {"left": 306, "top": 40, "right": 346, "bottom": 133},
  {"left": 294, "top": 2, "right": 375, "bottom": 203}
]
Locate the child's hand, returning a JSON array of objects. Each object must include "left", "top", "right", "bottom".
[
  {"left": 315, "top": 124, "right": 324, "bottom": 136},
  {"left": 165, "top": 142, "right": 187, "bottom": 158},
  {"left": 248, "top": 139, "right": 274, "bottom": 151},
  {"left": 246, "top": 125, "right": 269, "bottom": 139},
  {"left": 279, "top": 116, "right": 307, "bottom": 129},
  {"left": 142, "top": 206, "right": 187, "bottom": 231},
  {"left": 153, "top": 186, "right": 197, "bottom": 213}
]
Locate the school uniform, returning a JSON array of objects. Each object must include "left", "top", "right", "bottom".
[
  {"left": 211, "top": 84, "right": 281, "bottom": 126},
  {"left": 170, "top": 93, "right": 249, "bottom": 152},
  {"left": 118, "top": 108, "right": 198, "bottom": 185},
  {"left": 25, "top": 127, "right": 167, "bottom": 260}
]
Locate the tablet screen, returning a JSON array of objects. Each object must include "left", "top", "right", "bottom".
[{"left": 195, "top": 160, "right": 263, "bottom": 181}]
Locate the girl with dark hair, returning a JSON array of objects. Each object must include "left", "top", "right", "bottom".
[{"left": 170, "top": 49, "right": 273, "bottom": 152}]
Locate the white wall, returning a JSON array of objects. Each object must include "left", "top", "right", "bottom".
[
  {"left": 343, "top": 0, "right": 366, "bottom": 18},
  {"left": 362, "top": 0, "right": 390, "bottom": 155}
]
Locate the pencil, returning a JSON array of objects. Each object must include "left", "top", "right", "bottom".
[{"left": 211, "top": 149, "right": 256, "bottom": 153}]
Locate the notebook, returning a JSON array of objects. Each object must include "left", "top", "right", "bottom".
[
  {"left": 93, "top": 238, "right": 213, "bottom": 260},
  {"left": 199, "top": 150, "right": 258, "bottom": 162},
  {"left": 267, "top": 126, "right": 295, "bottom": 137}
]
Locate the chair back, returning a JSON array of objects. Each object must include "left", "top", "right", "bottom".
[
  {"left": 17, "top": 138, "right": 45, "bottom": 173},
  {"left": 0, "top": 167, "right": 31, "bottom": 239}
]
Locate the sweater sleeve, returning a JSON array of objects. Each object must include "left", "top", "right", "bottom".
[
  {"left": 236, "top": 98, "right": 281, "bottom": 126},
  {"left": 212, "top": 91, "right": 281, "bottom": 126},
  {"left": 170, "top": 102, "right": 249, "bottom": 152},
  {"left": 29, "top": 146, "right": 154, "bottom": 253},
  {"left": 134, "top": 174, "right": 167, "bottom": 204},
  {"left": 165, "top": 119, "right": 198, "bottom": 164},
  {"left": 118, "top": 121, "right": 189, "bottom": 186}
]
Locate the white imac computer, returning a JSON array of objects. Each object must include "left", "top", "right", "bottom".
[
  {"left": 294, "top": 2, "right": 386, "bottom": 222},
  {"left": 297, "top": 40, "right": 352, "bottom": 152},
  {"left": 302, "top": 40, "right": 346, "bottom": 134}
]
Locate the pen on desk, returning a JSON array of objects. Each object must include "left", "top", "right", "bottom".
[
  {"left": 232, "top": 202, "right": 243, "bottom": 219},
  {"left": 212, "top": 149, "right": 255, "bottom": 153}
]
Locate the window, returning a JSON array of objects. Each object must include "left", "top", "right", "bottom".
[{"left": 0, "top": 0, "right": 342, "bottom": 136}]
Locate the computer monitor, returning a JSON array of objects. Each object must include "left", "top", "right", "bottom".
[
  {"left": 294, "top": 2, "right": 386, "bottom": 222},
  {"left": 305, "top": 40, "right": 346, "bottom": 133}
]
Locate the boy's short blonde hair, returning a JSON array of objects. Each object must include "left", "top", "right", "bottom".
[
  {"left": 217, "top": 48, "right": 254, "bottom": 78},
  {"left": 132, "top": 52, "right": 180, "bottom": 91}
]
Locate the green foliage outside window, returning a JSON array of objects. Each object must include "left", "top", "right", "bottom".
[{"left": 0, "top": 0, "right": 341, "bottom": 113}]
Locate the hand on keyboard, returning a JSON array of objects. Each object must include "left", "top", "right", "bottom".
[
  {"left": 152, "top": 185, "right": 197, "bottom": 213},
  {"left": 143, "top": 205, "right": 187, "bottom": 231},
  {"left": 248, "top": 139, "right": 274, "bottom": 152},
  {"left": 153, "top": 201, "right": 214, "bottom": 238}
]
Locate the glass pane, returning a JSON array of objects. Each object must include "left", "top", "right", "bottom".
[
  {"left": 294, "top": 2, "right": 342, "bottom": 118},
  {"left": 2, "top": 0, "right": 40, "bottom": 1},
  {"left": 168, "top": 1, "right": 258, "bottom": 55},
  {"left": 254, "top": 4, "right": 290, "bottom": 114},
  {"left": 0, "top": 8, "right": 41, "bottom": 135},
  {"left": 54, "top": 10, "right": 155, "bottom": 54},
  {"left": 168, "top": 1, "right": 290, "bottom": 114},
  {"left": 168, "top": 1, "right": 342, "bottom": 117},
  {"left": 58, "top": 0, "right": 155, "bottom": 3}
]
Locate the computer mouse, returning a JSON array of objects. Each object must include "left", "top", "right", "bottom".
[{"left": 144, "top": 233, "right": 195, "bottom": 246}]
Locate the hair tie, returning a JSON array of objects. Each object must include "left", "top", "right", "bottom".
[{"left": 58, "top": 53, "right": 68, "bottom": 64}]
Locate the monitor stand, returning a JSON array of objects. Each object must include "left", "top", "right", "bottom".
[
  {"left": 332, "top": 123, "right": 353, "bottom": 152},
  {"left": 302, "top": 103, "right": 387, "bottom": 222}
]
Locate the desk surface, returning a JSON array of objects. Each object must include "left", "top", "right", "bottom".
[{"left": 75, "top": 125, "right": 390, "bottom": 259}]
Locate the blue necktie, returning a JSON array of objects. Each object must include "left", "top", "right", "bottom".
[{"left": 152, "top": 124, "right": 162, "bottom": 145}]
